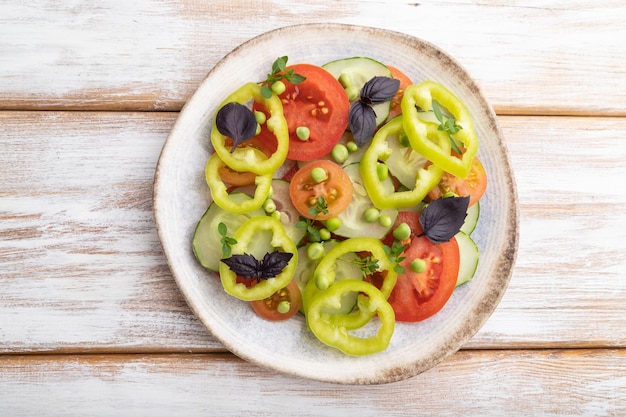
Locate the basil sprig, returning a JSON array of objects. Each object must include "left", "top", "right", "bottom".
[
  {"left": 419, "top": 196, "right": 470, "bottom": 244},
  {"left": 348, "top": 76, "right": 400, "bottom": 147},
  {"left": 222, "top": 252, "right": 294, "bottom": 282},
  {"left": 215, "top": 102, "right": 258, "bottom": 152}
]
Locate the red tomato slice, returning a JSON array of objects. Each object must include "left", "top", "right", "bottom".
[
  {"left": 289, "top": 160, "right": 353, "bottom": 220},
  {"left": 387, "top": 65, "right": 413, "bottom": 120},
  {"left": 428, "top": 155, "right": 488, "bottom": 207},
  {"left": 250, "top": 279, "right": 302, "bottom": 321},
  {"left": 383, "top": 212, "right": 460, "bottom": 322},
  {"left": 217, "top": 137, "right": 273, "bottom": 186},
  {"left": 254, "top": 64, "right": 350, "bottom": 161}
]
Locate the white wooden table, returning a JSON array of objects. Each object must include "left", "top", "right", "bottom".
[{"left": 1, "top": 1, "right": 625, "bottom": 415}]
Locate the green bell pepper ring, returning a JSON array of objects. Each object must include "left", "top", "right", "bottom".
[
  {"left": 219, "top": 216, "right": 298, "bottom": 301},
  {"left": 313, "top": 237, "right": 397, "bottom": 298},
  {"left": 401, "top": 80, "right": 478, "bottom": 179},
  {"left": 307, "top": 237, "right": 397, "bottom": 330},
  {"left": 360, "top": 116, "right": 444, "bottom": 210},
  {"left": 211, "top": 82, "right": 289, "bottom": 176},
  {"left": 205, "top": 152, "right": 272, "bottom": 214},
  {"left": 306, "top": 279, "right": 395, "bottom": 356}
]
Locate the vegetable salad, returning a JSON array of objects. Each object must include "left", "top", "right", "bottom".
[{"left": 192, "top": 56, "right": 487, "bottom": 355}]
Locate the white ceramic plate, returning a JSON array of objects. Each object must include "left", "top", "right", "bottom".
[{"left": 153, "top": 23, "right": 519, "bottom": 384}]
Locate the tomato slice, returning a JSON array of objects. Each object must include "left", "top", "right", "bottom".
[
  {"left": 289, "top": 160, "right": 353, "bottom": 220},
  {"left": 254, "top": 64, "right": 350, "bottom": 161},
  {"left": 250, "top": 279, "right": 302, "bottom": 321},
  {"left": 427, "top": 155, "right": 487, "bottom": 207},
  {"left": 217, "top": 137, "right": 273, "bottom": 186},
  {"left": 387, "top": 65, "right": 413, "bottom": 121},
  {"left": 382, "top": 212, "right": 460, "bottom": 322}
]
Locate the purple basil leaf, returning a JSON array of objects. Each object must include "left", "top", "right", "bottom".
[
  {"left": 360, "top": 76, "right": 400, "bottom": 105},
  {"left": 419, "top": 196, "right": 470, "bottom": 244},
  {"left": 221, "top": 253, "right": 262, "bottom": 279},
  {"left": 349, "top": 101, "right": 377, "bottom": 147},
  {"left": 259, "top": 252, "right": 294, "bottom": 279},
  {"left": 215, "top": 102, "right": 258, "bottom": 152}
]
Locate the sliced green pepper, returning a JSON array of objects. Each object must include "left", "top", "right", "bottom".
[
  {"left": 306, "top": 237, "right": 397, "bottom": 330},
  {"left": 211, "top": 82, "right": 289, "bottom": 175},
  {"left": 205, "top": 152, "right": 272, "bottom": 214},
  {"left": 219, "top": 216, "right": 298, "bottom": 301},
  {"left": 401, "top": 80, "right": 478, "bottom": 178},
  {"left": 360, "top": 116, "right": 444, "bottom": 210},
  {"left": 306, "top": 279, "right": 395, "bottom": 356},
  {"left": 313, "top": 237, "right": 397, "bottom": 297}
]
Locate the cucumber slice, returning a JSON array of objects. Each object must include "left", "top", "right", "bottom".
[
  {"left": 233, "top": 179, "right": 307, "bottom": 246},
  {"left": 323, "top": 57, "right": 392, "bottom": 127},
  {"left": 268, "top": 179, "right": 307, "bottom": 245},
  {"left": 384, "top": 127, "right": 430, "bottom": 189},
  {"left": 460, "top": 202, "right": 480, "bottom": 235},
  {"left": 296, "top": 131, "right": 367, "bottom": 168},
  {"left": 455, "top": 231, "right": 479, "bottom": 287},
  {"left": 332, "top": 162, "right": 398, "bottom": 239},
  {"left": 192, "top": 193, "right": 265, "bottom": 272}
]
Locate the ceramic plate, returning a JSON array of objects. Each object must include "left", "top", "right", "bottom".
[{"left": 153, "top": 23, "right": 519, "bottom": 384}]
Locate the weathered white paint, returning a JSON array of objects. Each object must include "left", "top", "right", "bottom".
[
  {"left": 1, "top": 351, "right": 624, "bottom": 416},
  {"left": 0, "top": 1, "right": 625, "bottom": 113},
  {"left": 1, "top": 0, "right": 625, "bottom": 413}
]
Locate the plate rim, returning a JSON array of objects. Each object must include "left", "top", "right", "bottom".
[{"left": 153, "top": 22, "right": 520, "bottom": 384}]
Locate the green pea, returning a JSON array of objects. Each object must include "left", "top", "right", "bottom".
[
  {"left": 315, "top": 272, "right": 331, "bottom": 290},
  {"left": 296, "top": 126, "right": 310, "bottom": 141},
  {"left": 271, "top": 210, "right": 282, "bottom": 221},
  {"left": 310, "top": 167, "right": 328, "bottom": 183},
  {"left": 346, "top": 87, "right": 360, "bottom": 102},
  {"left": 255, "top": 124, "right": 261, "bottom": 135},
  {"left": 363, "top": 207, "right": 380, "bottom": 223},
  {"left": 398, "top": 132, "right": 410, "bottom": 147},
  {"left": 307, "top": 242, "right": 325, "bottom": 261},
  {"left": 410, "top": 258, "right": 427, "bottom": 273},
  {"left": 263, "top": 198, "right": 276, "bottom": 214},
  {"left": 271, "top": 80, "right": 286, "bottom": 95},
  {"left": 378, "top": 215, "right": 392, "bottom": 228},
  {"left": 376, "top": 163, "right": 389, "bottom": 181},
  {"left": 338, "top": 73, "right": 353, "bottom": 89},
  {"left": 379, "top": 148, "right": 392, "bottom": 161},
  {"left": 324, "top": 217, "right": 342, "bottom": 232},
  {"left": 319, "top": 228, "right": 331, "bottom": 241},
  {"left": 346, "top": 141, "right": 359, "bottom": 153},
  {"left": 393, "top": 222, "right": 411, "bottom": 241},
  {"left": 277, "top": 300, "right": 291, "bottom": 314},
  {"left": 331, "top": 144, "right": 349, "bottom": 164},
  {"left": 254, "top": 110, "right": 266, "bottom": 125}
]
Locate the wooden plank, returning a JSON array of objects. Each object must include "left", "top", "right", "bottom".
[
  {"left": 0, "top": 111, "right": 221, "bottom": 352},
  {"left": 1, "top": 112, "right": 625, "bottom": 352},
  {"left": 0, "top": 1, "right": 624, "bottom": 114},
  {"left": 1, "top": 349, "right": 624, "bottom": 416}
]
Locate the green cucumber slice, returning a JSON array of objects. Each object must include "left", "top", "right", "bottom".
[
  {"left": 192, "top": 193, "right": 265, "bottom": 272},
  {"left": 384, "top": 128, "right": 430, "bottom": 189},
  {"left": 232, "top": 179, "right": 307, "bottom": 246},
  {"left": 332, "top": 162, "right": 398, "bottom": 239},
  {"left": 455, "top": 231, "right": 479, "bottom": 287},
  {"left": 460, "top": 202, "right": 480, "bottom": 235},
  {"left": 322, "top": 56, "right": 392, "bottom": 127},
  {"left": 268, "top": 179, "right": 307, "bottom": 245}
]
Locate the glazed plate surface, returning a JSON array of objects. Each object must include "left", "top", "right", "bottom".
[{"left": 153, "top": 23, "right": 519, "bottom": 384}]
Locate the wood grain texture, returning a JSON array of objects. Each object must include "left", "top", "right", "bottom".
[
  {"left": 1, "top": 111, "right": 625, "bottom": 352},
  {"left": 1, "top": 350, "right": 624, "bottom": 416},
  {"left": 1, "top": 0, "right": 625, "bottom": 114}
]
